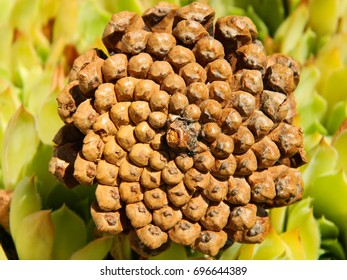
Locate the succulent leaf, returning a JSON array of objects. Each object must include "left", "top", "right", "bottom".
[
  {"left": 15, "top": 210, "right": 54, "bottom": 260},
  {"left": 2, "top": 106, "right": 40, "bottom": 190},
  {"left": 280, "top": 229, "right": 305, "bottom": 259},
  {"left": 0, "top": 244, "right": 8, "bottom": 260},
  {"left": 51, "top": 205, "right": 87, "bottom": 259},
  {"left": 70, "top": 236, "right": 113, "bottom": 260},
  {"left": 287, "top": 198, "right": 320, "bottom": 259},
  {"left": 9, "top": 176, "right": 41, "bottom": 242}
]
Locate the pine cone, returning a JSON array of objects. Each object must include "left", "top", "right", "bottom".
[{"left": 49, "top": 1, "right": 307, "bottom": 258}]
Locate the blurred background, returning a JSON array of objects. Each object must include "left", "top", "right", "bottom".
[{"left": 0, "top": 0, "right": 346, "bottom": 260}]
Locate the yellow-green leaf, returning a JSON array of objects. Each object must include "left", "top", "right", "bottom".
[
  {"left": 38, "top": 91, "right": 64, "bottom": 145},
  {"left": 70, "top": 236, "right": 113, "bottom": 260},
  {"left": 2, "top": 106, "right": 40, "bottom": 190},
  {"left": 280, "top": 229, "right": 305, "bottom": 259},
  {"left": 302, "top": 137, "right": 338, "bottom": 194},
  {"left": 270, "top": 206, "right": 287, "bottom": 234},
  {"left": 251, "top": 227, "right": 287, "bottom": 260},
  {"left": 287, "top": 198, "right": 320, "bottom": 259},
  {"left": 219, "top": 242, "right": 243, "bottom": 260},
  {"left": 309, "top": 170, "right": 347, "bottom": 250},
  {"left": 149, "top": 242, "right": 187, "bottom": 260},
  {"left": 15, "top": 210, "right": 54, "bottom": 260},
  {"left": 333, "top": 128, "right": 347, "bottom": 171},
  {"left": 308, "top": 0, "right": 339, "bottom": 37},
  {"left": 0, "top": 85, "right": 21, "bottom": 129},
  {"left": 51, "top": 205, "right": 87, "bottom": 260},
  {"left": 0, "top": 244, "right": 8, "bottom": 260},
  {"left": 9, "top": 177, "right": 41, "bottom": 242}
]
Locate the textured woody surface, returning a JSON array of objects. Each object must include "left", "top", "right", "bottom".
[{"left": 49, "top": 1, "right": 306, "bottom": 257}]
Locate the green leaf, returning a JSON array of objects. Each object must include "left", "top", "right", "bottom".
[
  {"left": 289, "top": 27, "right": 317, "bottom": 64},
  {"left": 22, "top": 66, "right": 53, "bottom": 116},
  {"left": 333, "top": 129, "right": 347, "bottom": 171},
  {"left": 2, "top": 106, "right": 40, "bottom": 190},
  {"left": 309, "top": 170, "right": 347, "bottom": 250},
  {"left": 320, "top": 239, "right": 346, "bottom": 260},
  {"left": 0, "top": 85, "right": 21, "bottom": 129},
  {"left": 51, "top": 205, "right": 87, "bottom": 259},
  {"left": 219, "top": 242, "right": 242, "bottom": 260},
  {"left": 0, "top": 244, "right": 8, "bottom": 260},
  {"left": 15, "top": 210, "right": 54, "bottom": 260},
  {"left": 109, "top": 234, "right": 132, "bottom": 260},
  {"left": 269, "top": 206, "right": 288, "bottom": 234},
  {"left": 295, "top": 65, "right": 320, "bottom": 111},
  {"left": 9, "top": 177, "right": 41, "bottom": 242},
  {"left": 46, "top": 183, "right": 79, "bottom": 212},
  {"left": 318, "top": 216, "right": 339, "bottom": 240},
  {"left": 321, "top": 67, "right": 347, "bottom": 112},
  {"left": 308, "top": 0, "right": 339, "bottom": 37},
  {"left": 76, "top": 0, "right": 111, "bottom": 52},
  {"left": 38, "top": 90, "right": 64, "bottom": 145},
  {"left": 234, "top": 0, "right": 285, "bottom": 36},
  {"left": 326, "top": 101, "right": 347, "bottom": 135},
  {"left": 251, "top": 228, "right": 287, "bottom": 260},
  {"left": 302, "top": 137, "right": 338, "bottom": 194},
  {"left": 24, "top": 143, "right": 58, "bottom": 203},
  {"left": 149, "top": 242, "right": 188, "bottom": 260},
  {"left": 280, "top": 229, "right": 305, "bottom": 259},
  {"left": 287, "top": 198, "right": 320, "bottom": 259},
  {"left": 70, "top": 236, "right": 113, "bottom": 260},
  {"left": 274, "top": 4, "right": 309, "bottom": 54}
]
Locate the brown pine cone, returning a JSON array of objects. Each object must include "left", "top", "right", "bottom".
[{"left": 49, "top": 1, "right": 307, "bottom": 258}]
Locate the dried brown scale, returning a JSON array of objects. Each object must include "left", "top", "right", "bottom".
[
  {"left": 205, "top": 58, "right": 233, "bottom": 82},
  {"left": 53, "top": 124, "right": 84, "bottom": 146},
  {"left": 166, "top": 45, "right": 196, "bottom": 70},
  {"left": 200, "top": 201, "right": 230, "bottom": 231},
  {"left": 208, "top": 81, "right": 232, "bottom": 108},
  {"left": 95, "top": 185, "right": 122, "bottom": 211},
  {"left": 102, "top": 54, "right": 128, "bottom": 83},
  {"left": 193, "top": 36, "right": 225, "bottom": 66},
  {"left": 161, "top": 73, "right": 186, "bottom": 95},
  {"left": 115, "top": 77, "right": 139, "bottom": 102},
  {"left": 128, "top": 53, "right": 153, "bottom": 79},
  {"left": 232, "top": 126, "right": 255, "bottom": 155},
  {"left": 115, "top": 125, "right": 137, "bottom": 152},
  {"left": 149, "top": 90, "right": 170, "bottom": 113},
  {"left": 250, "top": 136, "right": 281, "bottom": 169},
  {"left": 153, "top": 205, "right": 183, "bottom": 231},
  {"left": 143, "top": 187, "right": 168, "bottom": 210},
  {"left": 134, "top": 79, "right": 159, "bottom": 101},
  {"left": 91, "top": 203, "right": 124, "bottom": 234},
  {"left": 125, "top": 201, "right": 152, "bottom": 228},
  {"left": 68, "top": 48, "right": 107, "bottom": 82},
  {"left": 184, "top": 168, "right": 211, "bottom": 192},
  {"left": 102, "top": 12, "right": 145, "bottom": 54},
  {"left": 260, "top": 90, "right": 288, "bottom": 123},
  {"left": 50, "top": 1, "right": 307, "bottom": 258},
  {"left": 192, "top": 230, "right": 228, "bottom": 257},
  {"left": 94, "top": 83, "right": 117, "bottom": 114},
  {"left": 173, "top": 2, "right": 215, "bottom": 35},
  {"left": 57, "top": 81, "right": 86, "bottom": 124},
  {"left": 167, "top": 181, "right": 192, "bottom": 207},
  {"left": 140, "top": 167, "right": 162, "bottom": 189},
  {"left": 93, "top": 113, "right": 117, "bottom": 143},
  {"left": 95, "top": 160, "right": 119, "bottom": 186},
  {"left": 203, "top": 176, "right": 228, "bottom": 202},
  {"left": 135, "top": 224, "right": 168, "bottom": 249},
  {"left": 225, "top": 177, "right": 251, "bottom": 205},
  {"left": 172, "top": 20, "right": 208, "bottom": 47},
  {"left": 168, "top": 219, "right": 201, "bottom": 246},
  {"left": 142, "top": 1, "right": 178, "bottom": 33},
  {"left": 119, "top": 181, "right": 144, "bottom": 204},
  {"left": 103, "top": 137, "right": 127, "bottom": 166},
  {"left": 232, "top": 69, "right": 263, "bottom": 95},
  {"left": 77, "top": 57, "right": 104, "bottom": 97}
]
